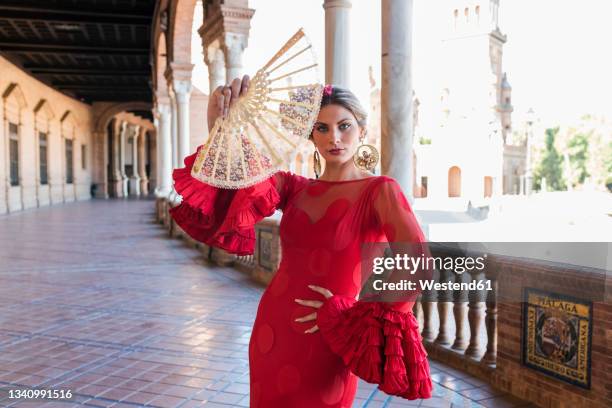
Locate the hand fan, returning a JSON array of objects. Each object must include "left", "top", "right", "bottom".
[{"left": 191, "top": 28, "right": 323, "bottom": 189}]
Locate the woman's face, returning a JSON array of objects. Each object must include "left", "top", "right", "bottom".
[{"left": 312, "top": 104, "right": 363, "bottom": 166}]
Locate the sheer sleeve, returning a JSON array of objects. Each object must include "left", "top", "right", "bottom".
[
  {"left": 169, "top": 146, "right": 297, "bottom": 256},
  {"left": 315, "top": 177, "right": 433, "bottom": 400}
]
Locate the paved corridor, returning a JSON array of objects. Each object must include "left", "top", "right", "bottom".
[{"left": 0, "top": 200, "right": 530, "bottom": 408}]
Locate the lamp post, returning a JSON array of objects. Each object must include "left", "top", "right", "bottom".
[{"left": 524, "top": 107, "right": 535, "bottom": 195}]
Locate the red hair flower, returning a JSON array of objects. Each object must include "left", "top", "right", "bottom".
[{"left": 323, "top": 84, "right": 333, "bottom": 97}]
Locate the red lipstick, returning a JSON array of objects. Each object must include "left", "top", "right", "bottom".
[{"left": 328, "top": 148, "right": 345, "bottom": 155}]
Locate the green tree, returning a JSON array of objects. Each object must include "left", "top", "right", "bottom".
[
  {"left": 560, "top": 116, "right": 611, "bottom": 190},
  {"left": 566, "top": 132, "right": 590, "bottom": 186},
  {"left": 534, "top": 127, "right": 566, "bottom": 191}
]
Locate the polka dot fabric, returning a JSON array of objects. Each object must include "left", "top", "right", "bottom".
[{"left": 170, "top": 155, "right": 433, "bottom": 406}]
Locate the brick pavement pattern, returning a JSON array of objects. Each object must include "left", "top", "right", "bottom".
[{"left": 0, "top": 200, "right": 533, "bottom": 408}]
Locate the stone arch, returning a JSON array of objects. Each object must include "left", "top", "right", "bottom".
[
  {"left": 448, "top": 166, "right": 461, "bottom": 197},
  {"left": 155, "top": 32, "right": 169, "bottom": 96},
  {"left": 61, "top": 110, "right": 79, "bottom": 128},
  {"left": 93, "top": 102, "right": 152, "bottom": 134},
  {"left": 34, "top": 99, "right": 55, "bottom": 121},
  {"left": 3, "top": 83, "right": 27, "bottom": 198},
  {"left": 151, "top": 0, "right": 166, "bottom": 89},
  {"left": 167, "top": 0, "right": 198, "bottom": 65},
  {"left": 2, "top": 83, "right": 27, "bottom": 110}
]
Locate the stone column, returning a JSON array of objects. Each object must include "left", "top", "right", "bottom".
[
  {"left": 155, "top": 101, "right": 173, "bottom": 197},
  {"left": 223, "top": 35, "right": 248, "bottom": 81},
  {"left": 173, "top": 80, "right": 192, "bottom": 167},
  {"left": 91, "top": 130, "right": 108, "bottom": 198},
  {"left": 166, "top": 63, "right": 193, "bottom": 170},
  {"left": 138, "top": 127, "right": 149, "bottom": 195},
  {"left": 168, "top": 89, "right": 178, "bottom": 170},
  {"left": 149, "top": 122, "right": 158, "bottom": 192},
  {"left": 323, "top": 0, "right": 352, "bottom": 87},
  {"left": 381, "top": 0, "right": 415, "bottom": 201},
  {"left": 119, "top": 121, "right": 129, "bottom": 196},
  {"left": 109, "top": 119, "right": 124, "bottom": 197},
  {"left": 204, "top": 45, "right": 226, "bottom": 92},
  {"left": 128, "top": 125, "right": 141, "bottom": 196}
]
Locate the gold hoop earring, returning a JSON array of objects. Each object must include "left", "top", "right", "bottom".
[
  {"left": 353, "top": 135, "right": 379, "bottom": 172},
  {"left": 313, "top": 149, "right": 322, "bottom": 179}
]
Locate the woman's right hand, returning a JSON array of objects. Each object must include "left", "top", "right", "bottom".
[{"left": 207, "top": 75, "right": 250, "bottom": 132}]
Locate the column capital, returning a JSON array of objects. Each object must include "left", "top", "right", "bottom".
[
  {"left": 221, "top": 33, "right": 248, "bottom": 62},
  {"left": 323, "top": 0, "right": 352, "bottom": 9},
  {"left": 124, "top": 124, "right": 133, "bottom": 140},
  {"left": 202, "top": 42, "right": 227, "bottom": 92},
  {"left": 172, "top": 79, "right": 192, "bottom": 100},
  {"left": 155, "top": 102, "right": 171, "bottom": 116},
  {"left": 114, "top": 118, "right": 126, "bottom": 136},
  {"left": 198, "top": 3, "right": 254, "bottom": 50},
  {"left": 222, "top": 33, "right": 248, "bottom": 79},
  {"left": 221, "top": 33, "right": 248, "bottom": 53},
  {"left": 131, "top": 124, "right": 141, "bottom": 140},
  {"left": 203, "top": 41, "right": 221, "bottom": 65},
  {"left": 164, "top": 62, "right": 194, "bottom": 84}
]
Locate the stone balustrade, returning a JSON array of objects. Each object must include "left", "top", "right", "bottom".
[{"left": 417, "top": 243, "right": 498, "bottom": 383}]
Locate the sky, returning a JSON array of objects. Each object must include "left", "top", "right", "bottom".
[{"left": 191, "top": 0, "right": 612, "bottom": 128}]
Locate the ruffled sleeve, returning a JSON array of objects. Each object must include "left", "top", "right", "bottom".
[
  {"left": 169, "top": 146, "right": 294, "bottom": 256},
  {"left": 316, "top": 177, "right": 433, "bottom": 400}
]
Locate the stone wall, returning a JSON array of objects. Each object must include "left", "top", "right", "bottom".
[
  {"left": 0, "top": 57, "right": 95, "bottom": 214},
  {"left": 422, "top": 247, "right": 610, "bottom": 408},
  {"left": 491, "top": 255, "right": 611, "bottom": 408}
]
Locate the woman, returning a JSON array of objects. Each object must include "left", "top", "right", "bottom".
[{"left": 170, "top": 76, "right": 433, "bottom": 407}]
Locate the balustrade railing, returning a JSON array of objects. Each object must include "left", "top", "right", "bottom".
[{"left": 415, "top": 243, "right": 497, "bottom": 367}]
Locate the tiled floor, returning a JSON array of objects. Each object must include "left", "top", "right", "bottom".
[{"left": 0, "top": 199, "right": 533, "bottom": 407}]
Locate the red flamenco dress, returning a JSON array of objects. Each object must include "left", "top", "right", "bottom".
[{"left": 170, "top": 148, "right": 433, "bottom": 407}]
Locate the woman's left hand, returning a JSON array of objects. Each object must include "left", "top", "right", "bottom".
[{"left": 294, "top": 285, "right": 334, "bottom": 334}]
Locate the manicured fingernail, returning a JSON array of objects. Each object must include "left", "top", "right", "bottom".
[{"left": 294, "top": 298, "right": 301, "bottom": 302}]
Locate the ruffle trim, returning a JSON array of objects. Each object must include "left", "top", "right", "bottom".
[
  {"left": 316, "top": 295, "right": 433, "bottom": 400},
  {"left": 168, "top": 148, "right": 280, "bottom": 256}
]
